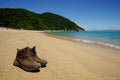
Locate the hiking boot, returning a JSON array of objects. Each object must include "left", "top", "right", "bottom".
[
  {"left": 13, "top": 47, "right": 41, "bottom": 72},
  {"left": 31, "top": 46, "right": 48, "bottom": 67}
]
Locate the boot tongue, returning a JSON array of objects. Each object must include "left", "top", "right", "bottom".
[
  {"left": 17, "top": 49, "right": 27, "bottom": 58},
  {"left": 25, "top": 47, "right": 31, "bottom": 52},
  {"left": 22, "top": 47, "right": 36, "bottom": 57}
]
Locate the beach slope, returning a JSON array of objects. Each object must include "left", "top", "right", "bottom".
[{"left": 0, "top": 30, "right": 120, "bottom": 80}]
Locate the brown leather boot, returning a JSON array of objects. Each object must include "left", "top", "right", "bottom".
[
  {"left": 13, "top": 47, "right": 41, "bottom": 72},
  {"left": 31, "top": 46, "right": 48, "bottom": 67}
]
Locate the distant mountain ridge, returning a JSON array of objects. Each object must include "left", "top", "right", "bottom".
[{"left": 0, "top": 8, "right": 84, "bottom": 31}]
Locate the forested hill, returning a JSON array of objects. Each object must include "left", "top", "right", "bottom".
[{"left": 0, "top": 8, "right": 85, "bottom": 31}]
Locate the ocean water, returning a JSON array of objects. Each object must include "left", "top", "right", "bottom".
[{"left": 47, "top": 30, "right": 120, "bottom": 49}]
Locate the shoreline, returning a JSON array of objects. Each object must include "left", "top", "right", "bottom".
[
  {"left": 44, "top": 32, "right": 120, "bottom": 52},
  {"left": 0, "top": 29, "right": 120, "bottom": 80}
]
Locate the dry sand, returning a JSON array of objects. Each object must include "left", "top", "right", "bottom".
[{"left": 0, "top": 29, "right": 120, "bottom": 80}]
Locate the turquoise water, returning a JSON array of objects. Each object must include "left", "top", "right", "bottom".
[{"left": 47, "top": 30, "right": 120, "bottom": 49}]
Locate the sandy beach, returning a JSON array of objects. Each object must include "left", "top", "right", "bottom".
[{"left": 0, "top": 29, "right": 120, "bottom": 80}]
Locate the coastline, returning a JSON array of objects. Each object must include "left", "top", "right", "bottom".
[
  {"left": 0, "top": 29, "right": 120, "bottom": 80},
  {"left": 45, "top": 32, "right": 120, "bottom": 51},
  {"left": 45, "top": 30, "right": 120, "bottom": 50}
]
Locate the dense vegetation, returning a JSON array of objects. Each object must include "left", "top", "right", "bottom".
[{"left": 0, "top": 8, "right": 84, "bottom": 31}]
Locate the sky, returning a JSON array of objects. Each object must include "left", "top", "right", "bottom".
[{"left": 0, "top": 0, "right": 120, "bottom": 30}]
